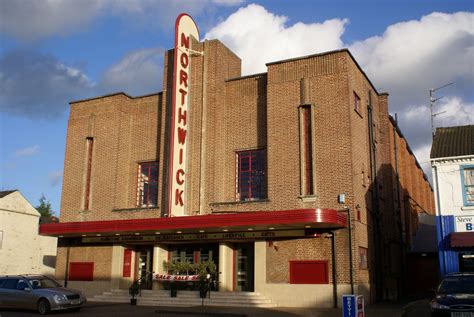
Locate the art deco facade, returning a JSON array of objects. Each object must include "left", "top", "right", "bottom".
[{"left": 41, "top": 34, "right": 434, "bottom": 306}]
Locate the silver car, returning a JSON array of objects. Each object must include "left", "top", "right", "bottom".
[{"left": 0, "top": 275, "right": 86, "bottom": 315}]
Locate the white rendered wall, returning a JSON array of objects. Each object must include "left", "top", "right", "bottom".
[
  {"left": 431, "top": 157, "right": 474, "bottom": 217},
  {"left": 0, "top": 191, "right": 57, "bottom": 275}
]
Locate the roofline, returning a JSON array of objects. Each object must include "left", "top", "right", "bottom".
[
  {"left": 70, "top": 91, "right": 162, "bottom": 105},
  {"left": 430, "top": 154, "right": 474, "bottom": 161},
  {"left": 389, "top": 115, "right": 433, "bottom": 190},
  {"left": 225, "top": 72, "right": 267, "bottom": 83},
  {"left": 266, "top": 48, "right": 384, "bottom": 97}
]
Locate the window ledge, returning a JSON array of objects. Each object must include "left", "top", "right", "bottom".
[
  {"left": 298, "top": 195, "right": 317, "bottom": 202},
  {"left": 461, "top": 206, "right": 474, "bottom": 211},
  {"left": 112, "top": 207, "right": 160, "bottom": 212},
  {"left": 209, "top": 199, "right": 270, "bottom": 206}
]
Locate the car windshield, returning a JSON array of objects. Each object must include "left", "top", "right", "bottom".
[
  {"left": 27, "top": 277, "right": 61, "bottom": 289},
  {"left": 438, "top": 276, "right": 474, "bottom": 293}
]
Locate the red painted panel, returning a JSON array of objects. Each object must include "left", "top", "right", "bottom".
[
  {"left": 123, "top": 249, "right": 132, "bottom": 277},
  {"left": 289, "top": 260, "right": 328, "bottom": 284},
  {"left": 40, "top": 209, "right": 347, "bottom": 236},
  {"left": 69, "top": 262, "right": 94, "bottom": 281}
]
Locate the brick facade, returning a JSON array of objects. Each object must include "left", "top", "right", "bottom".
[{"left": 53, "top": 39, "right": 434, "bottom": 303}]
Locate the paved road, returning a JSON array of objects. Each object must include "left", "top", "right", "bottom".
[{"left": 0, "top": 300, "right": 432, "bottom": 317}]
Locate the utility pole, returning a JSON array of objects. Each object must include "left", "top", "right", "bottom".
[{"left": 430, "top": 83, "right": 453, "bottom": 137}]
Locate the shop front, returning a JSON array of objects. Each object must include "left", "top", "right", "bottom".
[{"left": 41, "top": 208, "right": 347, "bottom": 296}]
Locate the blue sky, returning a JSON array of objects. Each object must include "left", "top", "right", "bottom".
[{"left": 1, "top": 0, "right": 473, "bottom": 214}]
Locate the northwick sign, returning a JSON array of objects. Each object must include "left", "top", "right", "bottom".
[{"left": 168, "top": 14, "right": 199, "bottom": 217}]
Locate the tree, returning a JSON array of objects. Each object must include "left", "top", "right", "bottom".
[{"left": 36, "top": 194, "right": 54, "bottom": 221}]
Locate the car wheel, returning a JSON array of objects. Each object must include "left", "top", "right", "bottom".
[{"left": 38, "top": 298, "right": 51, "bottom": 315}]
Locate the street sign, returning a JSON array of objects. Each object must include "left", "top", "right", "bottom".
[{"left": 342, "top": 295, "right": 364, "bottom": 317}]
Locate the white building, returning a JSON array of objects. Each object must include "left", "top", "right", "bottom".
[
  {"left": 0, "top": 190, "right": 57, "bottom": 276},
  {"left": 430, "top": 125, "right": 474, "bottom": 275}
]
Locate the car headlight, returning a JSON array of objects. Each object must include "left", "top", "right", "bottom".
[
  {"left": 430, "top": 301, "right": 450, "bottom": 310},
  {"left": 53, "top": 294, "right": 68, "bottom": 303}
]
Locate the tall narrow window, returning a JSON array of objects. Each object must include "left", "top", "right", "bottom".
[
  {"left": 137, "top": 161, "right": 158, "bottom": 208},
  {"left": 83, "top": 137, "right": 94, "bottom": 210},
  {"left": 299, "top": 105, "right": 314, "bottom": 196},
  {"left": 237, "top": 149, "right": 266, "bottom": 201},
  {"left": 461, "top": 166, "right": 474, "bottom": 206},
  {"left": 354, "top": 92, "right": 361, "bottom": 113}
]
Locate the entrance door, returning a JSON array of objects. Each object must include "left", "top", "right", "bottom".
[
  {"left": 234, "top": 243, "right": 254, "bottom": 292},
  {"left": 136, "top": 247, "right": 153, "bottom": 289}
]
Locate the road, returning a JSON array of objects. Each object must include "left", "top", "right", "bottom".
[{"left": 0, "top": 300, "right": 433, "bottom": 317}]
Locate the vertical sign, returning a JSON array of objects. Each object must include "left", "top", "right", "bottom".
[
  {"left": 168, "top": 14, "right": 199, "bottom": 217},
  {"left": 343, "top": 295, "right": 356, "bottom": 317},
  {"left": 123, "top": 249, "right": 132, "bottom": 277}
]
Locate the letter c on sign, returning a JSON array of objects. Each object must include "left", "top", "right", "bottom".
[{"left": 176, "top": 169, "right": 185, "bottom": 185}]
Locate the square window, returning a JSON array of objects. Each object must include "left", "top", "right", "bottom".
[
  {"left": 236, "top": 150, "right": 266, "bottom": 201},
  {"left": 137, "top": 161, "right": 159, "bottom": 208}
]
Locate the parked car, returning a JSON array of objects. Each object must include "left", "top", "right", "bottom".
[
  {"left": 0, "top": 275, "right": 86, "bottom": 315},
  {"left": 430, "top": 272, "right": 474, "bottom": 317}
]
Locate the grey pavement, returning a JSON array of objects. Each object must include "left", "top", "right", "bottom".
[{"left": 0, "top": 300, "right": 430, "bottom": 317}]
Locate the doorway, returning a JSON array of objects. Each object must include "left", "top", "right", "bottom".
[
  {"left": 135, "top": 247, "right": 153, "bottom": 290},
  {"left": 234, "top": 243, "right": 254, "bottom": 292}
]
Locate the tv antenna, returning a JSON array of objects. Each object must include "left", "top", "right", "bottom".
[{"left": 430, "top": 82, "right": 453, "bottom": 138}]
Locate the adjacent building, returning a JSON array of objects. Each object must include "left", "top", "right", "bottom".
[
  {"left": 0, "top": 190, "right": 57, "bottom": 276},
  {"left": 431, "top": 125, "right": 474, "bottom": 275},
  {"left": 40, "top": 15, "right": 434, "bottom": 307}
]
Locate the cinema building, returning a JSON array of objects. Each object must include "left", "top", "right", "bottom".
[{"left": 40, "top": 15, "right": 435, "bottom": 307}]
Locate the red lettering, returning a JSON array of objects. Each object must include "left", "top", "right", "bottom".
[
  {"left": 178, "top": 127, "right": 187, "bottom": 145},
  {"left": 179, "top": 148, "right": 183, "bottom": 164},
  {"left": 178, "top": 107, "right": 187, "bottom": 125},
  {"left": 180, "top": 52, "right": 189, "bottom": 68},
  {"left": 180, "top": 33, "right": 190, "bottom": 49},
  {"left": 175, "top": 189, "right": 184, "bottom": 206},
  {"left": 176, "top": 169, "right": 185, "bottom": 185},
  {"left": 180, "top": 69, "right": 188, "bottom": 88},
  {"left": 179, "top": 88, "right": 187, "bottom": 105}
]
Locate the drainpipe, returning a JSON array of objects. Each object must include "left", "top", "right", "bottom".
[
  {"left": 331, "top": 231, "right": 338, "bottom": 308},
  {"left": 64, "top": 246, "right": 70, "bottom": 288}
]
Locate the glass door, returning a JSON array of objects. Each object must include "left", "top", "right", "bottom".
[
  {"left": 136, "top": 247, "right": 153, "bottom": 289},
  {"left": 234, "top": 243, "right": 254, "bottom": 292}
]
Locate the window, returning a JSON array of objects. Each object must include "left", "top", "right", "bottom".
[
  {"left": 359, "top": 247, "right": 368, "bottom": 269},
  {"left": 137, "top": 161, "right": 159, "bottom": 208},
  {"left": 354, "top": 92, "right": 361, "bottom": 113},
  {"left": 299, "top": 105, "right": 314, "bottom": 196},
  {"left": 289, "top": 261, "right": 328, "bottom": 284},
  {"left": 69, "top": 262, "right": 94, "bottom": 281},
  {"left": 236, "top": 149, "right": 266, "bottom": 201},
  {"left": 461, "top": 166, "right": 474, "bottom": 206},
  {"left": 83, "top": 137, "right": 94, "bottom": 210}
]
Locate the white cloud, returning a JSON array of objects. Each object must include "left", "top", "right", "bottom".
[
  {"left": 349, "top": 12, "right": 474, "bottom": 111},
  {"left": 0, "top": 0, "right": 246, "bottom": 41},
  {"left": 0, "top": 0, "right": 104, "bottom": 41},
  {"left": 205, "top": 4, "right": 348, "bottom": 74},
  {"left": 0, "top": 50, "right": 93, "bottom": 118},
  {"left": 100, "top": 47, "right": 164, "bottom": 96},
  {"left": 15, "top": 145, "right": 40, "bottom": 157},
  {"left": 48, "top": 170, "right": 63, "bottom": 187}
]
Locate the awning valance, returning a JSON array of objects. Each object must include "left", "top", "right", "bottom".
[
  {"left": 39, "top": 208, "right": 347, "bottom": 238},
  {"left": 450, "top": 232, "right": 474, "bottom": 248}
]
